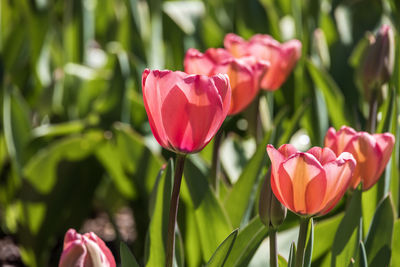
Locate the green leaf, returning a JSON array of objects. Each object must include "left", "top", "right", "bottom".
[
  {"left": 223, "top": 216, "right": 268, "bottom": 267},
  {"left": 183, "top": 206, "right": 202, "bottom": 267},
  {"left": 120, "top": 242, "right": 140, "bottom": 267},
  {"left": 304, "top": 218, "right": 314, "bottom": 267},
  {"left": 31, "top": 120, "right": 85, "bottom": 138},
  {"left": 205, "top": 229, "right": 238, "bottom": 267},
  {"left": 277, "top": 100, "right": 309, "bottom": 146},
  {"left": 181, "top": 156, "right": 232, "bottom": 261},
  {"left": 145, "top": 159, "right": 173, "bottom": 267},
  {"left": 353, "top": 241, "right": 368, "bottom": 267},
  {"left": 224, "top": 134, "right": 269, "bottom": 227},
  {"left": 361, "top": 185, "right": 379, "bottom": 238},
  {"left": 313, "top": 213, "right": 344, "bottom": 261},
  {"left": 278, "top": 254, "right": 288, "bottom": 267},
  {"left": 23, "top": 131, "right": 103, "bottom": 193},
  {"left": 3, "top": 88, "right": 31, "bottom": 171},
  {"left": 306, "top": 60, "right": 349, "bottom": 129},
  {"left": 96, "top": 141, "right": 137, "bottom": 199},
  {"left": 331, "top": 189, "right": 362, "bottom": 267},
  {"left": 391, "top": 219, "right": 400, "bottom": 267},
  {"left": 364, "top": 194, "right": 395, "bottom": 267},
  {"left": 288, "top": 242, "right": 296, "bottom": 267}
]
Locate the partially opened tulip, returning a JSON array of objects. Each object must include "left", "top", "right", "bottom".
[
  {"left": 325, "top": 126, "right": 395, "bottom": 190},
  {"left": 267, "top": 144, "right": 356, "bottom": 216},
  {"left": 224, "top": 33, "right": 302, "bottom": 90},
  {"left": 59, "top": 228, "right": 116, "bottom": 267},
  {"left": 184, "top": 48, "right": 269, "bottom": 114},
  {"left": 142, "top": 69, "right": 231, "bottom": 153}
]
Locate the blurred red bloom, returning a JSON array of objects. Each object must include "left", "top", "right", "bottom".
[
  {"left": 184, "top": 48, "right": 269, "bottom": 114},
  {"left": 325, "top": 126, "right": 395, "bottom": 190},
  {"left": 59, "top": 228, "right": 116, "bottom": 267},
  {"left": 224, "top": 33, "right": 301, "bottom": 90}
]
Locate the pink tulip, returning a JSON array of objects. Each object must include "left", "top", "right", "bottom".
[
  {"left": 142, "top": 69, "right": 231, "bottom": 153},
  {"left": 325, "top": 126, "right": 395, "bottom": 190},
  {"left": 59, "top": 229, "right": 116, "bottom": 267},
  {"left": 224, "top": 33, "right": 302, "bottom": 90},
  {"left": 267, "top": 144, "right": 356, "bottom": 216},
  {"left": 184, "top": 48, "right": 269, "bottom": 115}
]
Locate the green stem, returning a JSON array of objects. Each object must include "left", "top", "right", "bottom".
[
  {"left": 165, "top": 154, "right": 186, "bottom": 267},
  {"left": 269, "top": 228, "right": 278, "bottom": 267},
  {"left": 367, "top": 90, "right": 378, "bottom": 133},
  {"left": 295, "top": 217, "right": 310, "bottom": 267},
  {"left": 210, "top": 128, "right": 223, "bottom": 193}
]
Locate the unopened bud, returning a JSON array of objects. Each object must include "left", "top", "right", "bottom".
[
  {"left": 259, "top": 169, "right": 287, "bottom": 228},
  {"left": 359, "top": 24, "right": 394, "bottom": 100}
]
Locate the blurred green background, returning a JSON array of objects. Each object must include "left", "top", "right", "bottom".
[{"left": 0, "top": 0, "right": 399, "bottom": 266}]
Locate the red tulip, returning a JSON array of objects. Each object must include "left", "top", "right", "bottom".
[
  {"left": 267, "top": 144, "right": 356, "bottom": 216},
  {"left": 142, "top": 69, "right": 231, "bottom": 153},
  {"left": 224, "top": 33, "right": 302, "bottom": 90},
  {"left": 184, "top": 48, "right": 269, "bottom": 115},
  {"left": 325, "top": 126, "right": 395, "bottom": 190},
  {"left": 59, "top": 229, "right": 116, "bottom": 267}
]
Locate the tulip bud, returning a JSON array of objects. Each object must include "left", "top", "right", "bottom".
[
  {"left": 359, "top": 24, "right": 394, "bottom": 100},
  {"left": 59, "top": 229, "right": 116, "bottom": 267},
  {"left": 259, "top": 169, "right": 287, "bottom": 228}
]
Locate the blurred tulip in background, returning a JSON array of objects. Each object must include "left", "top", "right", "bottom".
[
  {"left": 184, "top": 47, "right": 269, "bottom": 114},
  {"left": 224, "top": 33, "right": 302, "bottom": 90},
  {"left": 325, "top": 126, "right": 395, "bottom": 190},
  {"left": 59, "top": 229, "right": 116, "bottom": 267}
]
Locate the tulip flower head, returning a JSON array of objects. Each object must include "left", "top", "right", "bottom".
[
  {"left": 224, "top": 33, "right": 302, "bottom": 90},
  {"left": 325, "top": 126, "right": 395, "bottom": 190},
  {"left": 142, "top": 69, "right": 231, "bottom": 153},
  {"left": 267, "top": 144, "right": 356, "bottom": 216},
  {"left": 184, "top": 48, "right": 269, "bottom": 115},
  {"left": 59, "top": 228, "right": 116, "bottom": 267},
  {"left": 359, "top": 24, "right": 394, "bottom": 100}
]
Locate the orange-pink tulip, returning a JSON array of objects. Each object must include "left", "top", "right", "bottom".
[
  {"left": 224, "top": 33, "right": 302, "bottom": 90},
  {"left": 267, "top": 144, "right": 356, "bottom": 216},
  {"left": 325, "top": 126, "right": 395, "bottom": 190},
  {"left": 142, "top": 69, "right": 231, "bottom": 153},
  {"left": 59, "top": 229, "right": 116, "bottom": 267},
  {"left": 184, "top": 48, "right": 269, "bottom": 115}
]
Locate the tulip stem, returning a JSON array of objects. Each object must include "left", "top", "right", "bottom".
[
  {"left": 269, "top": 228, "right": 278, "bottom": 267},
  {"left": 295, "top": 217, "right": 310, "bottom": 267},
  {"left": 367, "top": 90, "right": 378, "bottom": 133},
  {"left": 210, "top": 128, "right": 224, "bottom": 194},
  {"left": 166, "top": 154, "right": 186, "bottom": 267}
]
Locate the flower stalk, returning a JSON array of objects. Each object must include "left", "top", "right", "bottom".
[
  {"left": 166, "top": 154, "right": 186, "bottom": 267},
  {"left": 269, "top": 228, "right": 278, "bottom": 267},
  {"left": 295, "top": 217, "right": 311, "bottom": 267}
]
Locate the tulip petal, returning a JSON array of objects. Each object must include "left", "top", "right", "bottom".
[
  {"left": 267, "top": 145, "right": 293, "bottom": 208},
  {"left": 184, "top": 48, "right": 215, "bottom": 76},
  {"left": 305, "top": 172, "right": 327, "bottom": 215},
  {"left": 374, "top": 133, "right": 395, "bottom": 180},
  {"left": 282, "top": 153, "right": 324, "bottom": 214},
  {"left": 87, "top": 233, "right": 116, "bottom": 267},
  {"left": 324, "top": 126, "right": 358, "bottom": 155},
  {"left": 320, "top": 152, "right": 356, "bottom": 214},
  {"left": 277, "top": 144, "right": 298, "bottom": 158},
  {"left": 347, "top": 133, "right": 382, "bottom": 190},
  {"left": 59, "top": 240, "right": 88, "bottom": 267},
  {"left": 307, "top": 147, "right": 337, "bottom": 165}
]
